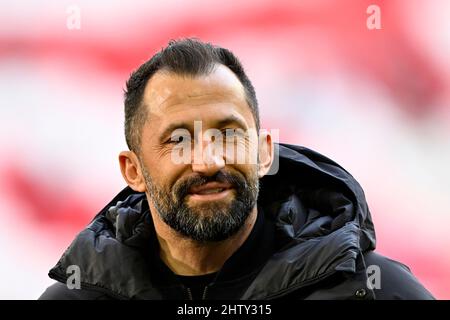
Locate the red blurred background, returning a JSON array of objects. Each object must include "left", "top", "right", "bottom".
[{"left": 1, "top": 0, "right": 449, "bottom": 299}]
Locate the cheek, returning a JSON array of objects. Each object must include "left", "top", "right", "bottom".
[
  {"left": 147, "top": 161, "right": 187, "bottom": 193},
  {"left": 230, "top": 163, "right": 258, "bottom": 182},
  {"left": 223, "top": 136, "right": 259, "bottom": 168},
  {"left": 141, "top": 142, "right": 180, "bottom": 178}
]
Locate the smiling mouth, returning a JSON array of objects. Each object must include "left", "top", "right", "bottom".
[
  {"left": 187, "top": 182, "right": 234, "bottom": 201},
  {"left": 194, "top": 188, "right": 226, "bottom": 195}
]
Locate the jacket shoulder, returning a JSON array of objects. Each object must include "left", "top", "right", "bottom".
[
  {"left": 363, "top": 251, "right": 435, "bottom": 300},
  {"left": 38, "top": 282, "right": 113, "bottom": 300}
]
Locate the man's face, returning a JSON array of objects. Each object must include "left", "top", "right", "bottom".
[{"left": 138, "top": 65, "right": 260, "bottom": 242}]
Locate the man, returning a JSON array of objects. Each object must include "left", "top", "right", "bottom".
[{"left": 39, "top": 38, "right": 434, "bottom": 300}]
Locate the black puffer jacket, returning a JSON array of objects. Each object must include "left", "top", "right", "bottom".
[{"left": 39, "top": 144, "right": 434, "bottom": 300}]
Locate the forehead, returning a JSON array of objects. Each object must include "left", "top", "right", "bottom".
[{"left": 142, "top": 64, "right": 251, "bottom": 121}]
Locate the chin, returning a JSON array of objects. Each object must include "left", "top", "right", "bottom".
[{"left": 188, "top": 201, "right": 233, "bottom": 215}]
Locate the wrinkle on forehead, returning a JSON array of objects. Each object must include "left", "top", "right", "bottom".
[{"left": 143, "top": 64, "right": 247, "bottom": 116}]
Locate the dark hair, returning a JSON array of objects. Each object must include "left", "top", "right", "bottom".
[{"left": 124, "top": 38, "right": 259, "bottom": 153}]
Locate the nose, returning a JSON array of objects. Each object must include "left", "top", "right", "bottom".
[{"left": 191, "top": 139, "right": 225, "bottom": 176}]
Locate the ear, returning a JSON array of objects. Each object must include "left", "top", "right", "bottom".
[
  {"left": 257, "top": 130, "right": 274, "bottom": 178},
  {"left": 118, "top": 151, "right": 147, "bottom": 192}
]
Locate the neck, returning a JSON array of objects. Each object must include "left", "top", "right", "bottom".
[{"left": 148, "top": 201, "right": 258, "bottom": 276}]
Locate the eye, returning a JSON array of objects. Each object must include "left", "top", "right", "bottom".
[
  {"left": 222, "top": 128, "right": 245, "bottom": 140},
  {"left": 169, "top": 134, "right": 190, "bottom": 144},
  {"left": 221, "top": 128, "right": 236, "bottom": 136},
  {"left": 173, "top": 136, "right": 183, "bottom": 143}
]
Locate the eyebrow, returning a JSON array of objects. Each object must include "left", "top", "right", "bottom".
[
  {"left": 158, "top": 115, "right": 248, "bottom": 142},
  {"left": 216, "top": 115, "right": 248, "bottom": 130}
]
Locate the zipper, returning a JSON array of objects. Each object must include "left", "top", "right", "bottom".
[
  {"left": 185, "top": 285, "right": 209, "bottom": 300},
  {"left": 201, "top": 286, "right": 208, "bottom": 300},
  {"left": 186, "top": 287, "right": 193, "bottom": 300}
]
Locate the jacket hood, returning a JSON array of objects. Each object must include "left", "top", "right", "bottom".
[
  {"left": 48, "top": 143, "right": 376, "bottom": 299},
  {"left": 242, "top": 143, "right": 376, "bottom": 298}
]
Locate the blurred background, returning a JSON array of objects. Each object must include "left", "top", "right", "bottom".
[{"left": 0, "top": 0, "right": 449, "bottom": 299}]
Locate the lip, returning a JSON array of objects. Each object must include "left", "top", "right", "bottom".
[
  {"left": 187, "top": 182, "right": 234, "bottom": 202},
  {"left": 188, "top": 188, "right": 234, "bottom": 202},
  {"left": 188, "top": 182, "right": 233, "bottom": 194}
]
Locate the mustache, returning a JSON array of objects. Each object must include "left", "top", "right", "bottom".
[{"left": 173, "top": 170, "right": 247, "bottom": 200}]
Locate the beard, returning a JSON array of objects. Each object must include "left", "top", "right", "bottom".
[{"left": 140, "top": 164, "right": 259, "bottom": 242}]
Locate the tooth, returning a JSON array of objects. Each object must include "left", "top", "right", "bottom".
[{"left": 198, "top": 188, "right": 223, "bottom": 194}]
